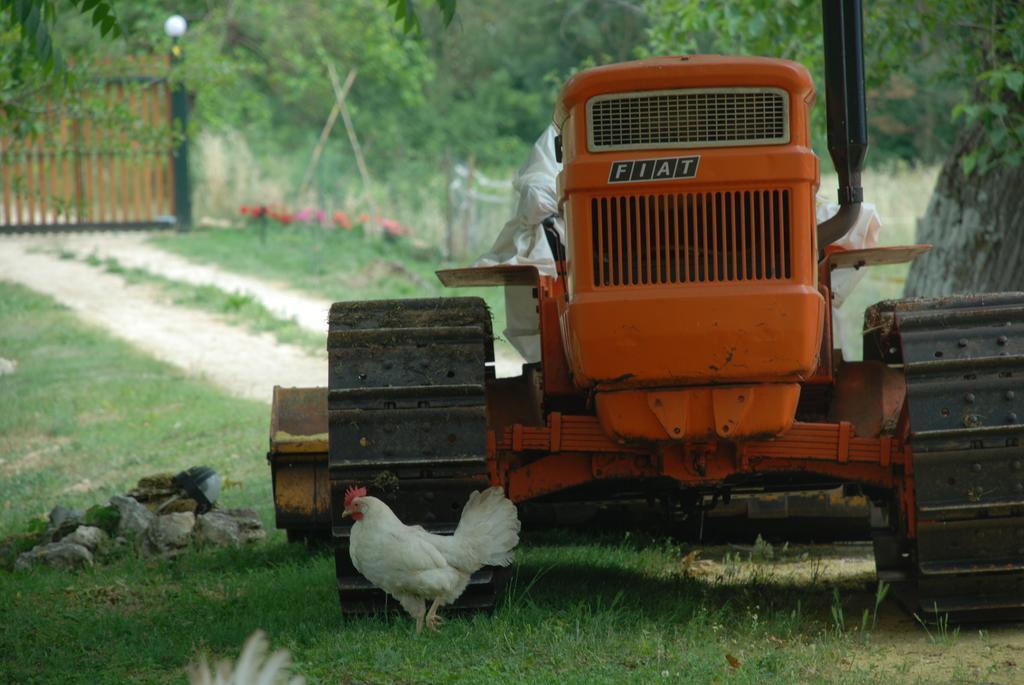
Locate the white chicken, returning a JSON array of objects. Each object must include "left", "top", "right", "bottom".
[
  {"left": 189, "top": 631, "right": 304, "bottom": 685},
  {"left": 342, "top": 485, "right": 521, "bottom": 632}
]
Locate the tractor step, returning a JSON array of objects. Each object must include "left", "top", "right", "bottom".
[
  {"left": 869, "top": 293, "right": 1024, "bottom": 621},
  {"left": 326, "top": 297, "right": 504, "bottom": 614}
]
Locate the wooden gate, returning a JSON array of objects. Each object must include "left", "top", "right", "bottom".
[{"left": 0, "top": 56, "right": 179, "bottom": 233}]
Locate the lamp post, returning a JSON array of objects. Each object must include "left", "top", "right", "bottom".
[{"left": 165, "top": 14, "right": 191, "bottom": 229}]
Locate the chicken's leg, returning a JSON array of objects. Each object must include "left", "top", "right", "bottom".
[
  {"left": 396, "top": 594, "right": 427, "bottom": 634},
  {"left": 425, "top": 598, "right": 444, "bottom": 632}
]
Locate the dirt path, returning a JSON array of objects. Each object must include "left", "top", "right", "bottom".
[
  {"left": 0, "top": 236, "right": 324, "bottom": 402},
  {"left": 55, "top": 232, "right": 333, "bottom": 332},
  {"left": 43, "top": 232, "right": 524, "bottom": 377}
]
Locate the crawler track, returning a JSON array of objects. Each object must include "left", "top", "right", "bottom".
[
  {"left": 326, "top": 297, "right": 506, "bottom": 613},
  {"left": 868, "top": 293, "right": 1024, "bottom": 621}
]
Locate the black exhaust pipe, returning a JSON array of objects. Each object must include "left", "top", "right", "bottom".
[{"left": 817, "top": 0, "right": 868, "bottom": 257}]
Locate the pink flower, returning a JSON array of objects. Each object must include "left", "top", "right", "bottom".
[{"left": 380, "top": 218, "right": 409, "bottom": 237}]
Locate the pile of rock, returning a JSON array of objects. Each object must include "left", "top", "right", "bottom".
[
  {"left": 113, "top": 495, "right": 266, "bottom": 560},
  {"left": 5, "top": 476, "right": 266, "bottom": 572}
]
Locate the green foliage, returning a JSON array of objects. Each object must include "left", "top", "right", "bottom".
[
  {"left": 84, "top": 504, "right": 121, "bottom": 534},
  {"left": 0, "top": 531, "right": 44, "bottom": 570},
  {"left": 644, "top": 0, "right": 1023, "bottom": 171},
  {"left": 830, "top": 588, "right": 846, "bottom": 635},
  {"left": 60, "top": 0, "right": 647, "bottom": 192},
  {"left": 387, "top": 0, "right": 456, "bottom": 33},
  {"left": 948, "top": 4, "right": 1024, "bottom": 174},
  {"left": 914, "top": 606, "right": 961, "bottom": 645},
  {"left": 0, "top": 0, "right": 152, "bottom": 146},
  {"left": 750, "top": 534, "right": 777, "bottom": 562},
  {"left": 0, "top": 0, "right": 121, "bottom": 81},
  {"left": 103, "top": 1, "right": 440, "bottom": 175},
  {"left": 871, "top": 580, "right": 889, "bottom": 630},
  {"left": 425, "top": 0, "right": 646, "bottom": 165}
]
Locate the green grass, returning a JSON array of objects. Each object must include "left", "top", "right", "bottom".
[
  {"left": 150, "top": 224, "right": 509, "bottom": 335},
  {"left": 0, "top": 283, "right": 272, "bottom": 536},
  {"left": 83, "top": 253, "right": 325, "bottom": 354},
  {"left": 2, "top": 280, "right": 1016, "bottom": 685},
  {"left": 0, "top": 531, "right": 865, "bottom": 685}
]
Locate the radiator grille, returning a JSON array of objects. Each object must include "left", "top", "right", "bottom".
[
  {"left": 588, "top": 88, "right": 789, "bottom": 151},
  {"left": 590, "top": 190, "right": 791, "bottom": 287}
]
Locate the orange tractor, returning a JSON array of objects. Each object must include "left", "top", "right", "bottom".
[{"left": 269, "top": 0, "right": 1024, "bottom": 619}]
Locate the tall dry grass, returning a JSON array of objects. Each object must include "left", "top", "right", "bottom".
[{"left": 192, "top": 130, "right": 288, "bottom": 224}]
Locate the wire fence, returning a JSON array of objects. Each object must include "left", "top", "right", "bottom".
[{"left": 445, "top": 159, "right": 514, "bottom": 261}]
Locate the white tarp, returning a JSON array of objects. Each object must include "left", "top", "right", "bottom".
[
  {"left": 477, "top": 125, "right": 882, "bottom": 362},
  {"left": 473, "top": 126, "right": 564, "bottom": 362},
  {"left": 817, "top": 199, "right": 882, "bottom": 308}
]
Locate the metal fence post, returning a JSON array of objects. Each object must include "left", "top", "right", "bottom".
[{"left": 169, "top": 40, "right": 191, "bottom": 230}]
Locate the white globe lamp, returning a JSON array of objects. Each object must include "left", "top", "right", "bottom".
[{"left": 164, "top": 14, "right": 187, "bottom": 39}]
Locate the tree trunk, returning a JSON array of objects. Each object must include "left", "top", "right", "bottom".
[{"left": 904, "top": 122, "right": 1024, "bottom": 296}]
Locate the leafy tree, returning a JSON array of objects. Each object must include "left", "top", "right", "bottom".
[
  {"left": 385, "top": 0, "right": 456, "bottom": 33},
  {"left": 902, "top": 2, "right": 1023, "bottom": 295},
  {"left": 2, "top": 0, "right": 121, "bottom": 70},
  {"left": 101, "top": 0, "right": 648, "bottom": 176},
  {"left": 645, "top": 0, "right": 1024, "bottom": 294},
  {"left": 418, "top": 0, "right": 648, "bottom": 166},
  {"left": 0, "top": 0, "right": 122, "bottom": 129}
]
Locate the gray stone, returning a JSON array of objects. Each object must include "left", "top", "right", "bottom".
[
  {"left": 15, "top": 542, "right": 93, "bottom": 571},
  {"left": 224, "top": 508, "right": 266, "bottom": 543},
  {"left": 143, "top": 512, "right": 195, "bottom": 557},
  {"left": 60, "top": 525, "right": 108, "bottom": 552},
  {"left": 0, "top": 357, "right": 16, "bottom": 376},
  {"left": 109, "top": 495, "right": 155, "bottom": 539},
  {"left": 48, "top": 505, "right": 84, "bottom": 533},
  {"left": 195, "top": 511, "right": 242, "bottom": 547}
]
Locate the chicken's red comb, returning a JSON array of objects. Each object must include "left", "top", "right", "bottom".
[{"left": 344, "top": 486, "right": 367, "bottom": 509}]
